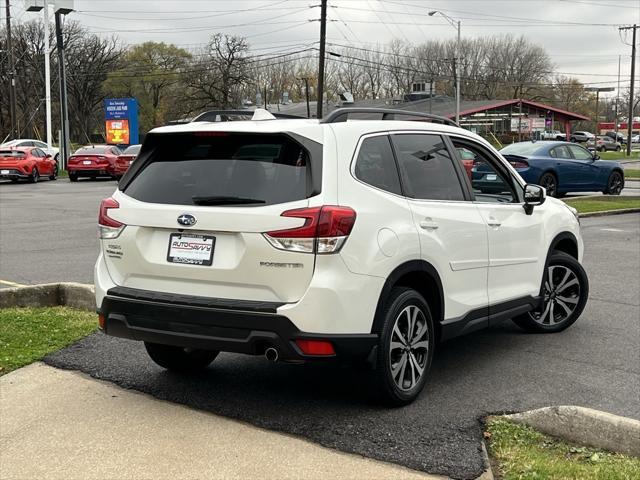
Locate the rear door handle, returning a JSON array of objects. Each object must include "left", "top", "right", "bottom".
[
  {"left": 419, "top": 218, "right": 439, "bottom": 230},
  {"left": 487, "top": 216, "right": 501, "bottom": 228}
]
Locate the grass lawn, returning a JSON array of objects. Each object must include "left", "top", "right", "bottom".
[
  {"left": 0, "top": 307, "right": 97, "bottom": 375},
  {"left": 625, "top": 169, "right": 640, "bottom": 179},
  {"left": 599, "top": 150, "right": 640, "bottom": 161},
  {"left": 565, "top": 197, "right": 640, "bottom": 214},
  {"left": 486, "top": 417, "right": 640, "bottom": 480}
]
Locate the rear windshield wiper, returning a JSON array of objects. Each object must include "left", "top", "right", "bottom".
[{"left": 192, "top": 195, "right": 266, "bottom": 205}]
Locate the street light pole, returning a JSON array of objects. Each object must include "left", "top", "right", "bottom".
[
  {"left": 429, "top": 11, "right": 461, "bottom": 124},
  {"left": 43, "top": 4, "right": 52, "bottom": 149},
  {"left": 5, "top": 0, "right": 18, "bottom": 139}
]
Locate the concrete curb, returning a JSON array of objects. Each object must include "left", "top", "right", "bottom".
[
  {"left": 579, "top": 207, "right": 640, "bottom": 218},
  {"left": 0, "top": 283, "right": 95, "bottom": 311},
  {"left": 504, "top": 406, "right": 640, "bottom": 457}
]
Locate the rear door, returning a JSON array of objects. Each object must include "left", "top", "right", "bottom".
[
  {"left": 105, "top": 131, "right": 323, "bottom": 303},
  {"left": 391, "top": 133, "right": 489, "bottom": 323}
]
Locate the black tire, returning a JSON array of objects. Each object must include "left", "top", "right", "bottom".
[
  {"left": 49, "top": 163, "right": 58, "bottom": 181},
  {"left": 69, "top": 172, "right": 78, "bottom": 182},
  {"left": 10, "top": 178, "right": 19, "bottom": 183},
  {"left": 555, "top": 192, "right": 567, "bottom": 198},
  {"left": 605, "top": 171, "right": 624, "bottom": 195},
  {"left": 538, "top": 172, "right": 558, "bottom": 197},
  {"left": 29, "top": 168, "right": 39, "bottom": 183},
  {"left": 513, "top": 251, "right": 588, "bottom": 333},
  {"left": 144, "top": 342, "right": 219, "bottom": 372},
  {"left": 372, "top": 287, "right": 435, "bottom": 406},
  {"left": 598, "top": 146, "right": 606, "bottom": 152},
  {"left": 616, "top": 146, "right": 621, "bottom": 152}
]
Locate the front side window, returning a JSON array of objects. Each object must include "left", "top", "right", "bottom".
[
  {"left": 354, "top": 135, "right": 402, "bottom": 195},
  {"left": 567, "top": 144, "right": 592, "bottom": 160},
  {"left": 392, "top": 134, "right": 464, "bottom": 201},
  {"left": 452, "top": 139, "right": 518, "bottom": 203}
]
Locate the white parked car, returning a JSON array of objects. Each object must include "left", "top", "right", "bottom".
[
  {"left": 0, "top": 139, "right": 60, "bottom": 160},
  {"left": 95, "top": 108, "right": 589, "bottom": 405},
  {"left": 540, "top": 130, "right": 566, "bottom": 140}
]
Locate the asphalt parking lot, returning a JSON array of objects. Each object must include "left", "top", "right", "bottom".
[{"left": 2, "top": 179, "right": 640, "bottom": 479}]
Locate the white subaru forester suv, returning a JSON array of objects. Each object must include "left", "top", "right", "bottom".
[{"left": 95, "top": 108, "right": 588, "bottom": 405}]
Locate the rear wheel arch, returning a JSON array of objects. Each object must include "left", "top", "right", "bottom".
[{"left": 372, "top": 260, "right": 444, "bottom": 341}]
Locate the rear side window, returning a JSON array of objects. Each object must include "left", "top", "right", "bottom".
[
  {"left": 391, "top": 134, "right": 464, "bottom": 201},
  {"left": 124, "top": 133, "right": 315, "bottom": 207},
  {"left": 354, "top": 136, "right": 402, "bottom": 195}
]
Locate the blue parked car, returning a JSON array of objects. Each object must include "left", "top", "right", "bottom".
[{"left": 474, "top": 141, "right": 625, "bottom": 198}]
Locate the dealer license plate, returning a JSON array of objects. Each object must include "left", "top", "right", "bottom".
[
  {"left": 167, "top": 233, "right": 215, "bottom": 266},
  {"left": 486, "top": 174, "right": 497, "bottom": 181},
  {"left": 0, "top": 170, "right": 9, "bottom": 175}
]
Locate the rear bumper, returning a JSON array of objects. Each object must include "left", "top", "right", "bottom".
[
  {"left": 68, "top": 166, "right": 115, "bottom": 176},
  {"left": 0, "top": 169, "right": 29, "bottom": 179},
  {"left": 99, "top": 287, "right": 378, "bottom": 362}
]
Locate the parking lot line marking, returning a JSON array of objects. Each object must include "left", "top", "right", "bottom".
[
  {"left": 600, "top": 228, "right": 626, "bottom": 233},
  {"left": 0, "top": 279, "right": 26, "bottom": 287}
]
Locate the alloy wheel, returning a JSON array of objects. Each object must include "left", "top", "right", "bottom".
[
  {"left": 530, "top": 265, "right": 580, "bottom": 325},
  {"left": 608, "top": 173, "right": 623, "bottom": 195},
  {"left": 540, "top": 174, "right": 556, "bottom": 197},
  {"left": 389, "top": 305, "right": 429, "bottom": 391}
]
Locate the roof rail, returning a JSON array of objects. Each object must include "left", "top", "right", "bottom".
[
  {"left": 191, "top": 109, "right": 305, "bottom": 123},
  {"left": 320, "top": 107, "right": 459, "bottom": 127}
]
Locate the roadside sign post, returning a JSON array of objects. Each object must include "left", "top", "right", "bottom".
[{"left": 104, "top": 98, "right": 139, "bottom": 147}]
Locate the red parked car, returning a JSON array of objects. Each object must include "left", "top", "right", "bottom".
[
  {"left": 114, "top": 144, "right": 141, "bottom": 179},
  {"left": 0, "top": 147, "right": 58, "bottom": 183},
  {"left": 67, "top": 145, "right": 122, "bottom": 182}
]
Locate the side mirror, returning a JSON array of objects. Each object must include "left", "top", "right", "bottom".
[
  {"left": 523, "top": 184, "right": 546, "bottom": 215},
  {"left": 592, "top": 154, "right": 600, "bottom": 161}
]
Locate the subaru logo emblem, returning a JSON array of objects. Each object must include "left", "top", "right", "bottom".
[{"left": 177, "top": 214, "right": 197, "bottom": 226}]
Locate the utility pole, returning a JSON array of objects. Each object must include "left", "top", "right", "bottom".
[
  {"left": 5, "top": 0, "right": 17, "bottom": 139},
  {"left": 54, "top": 11, "right": 70, "bottom": 168},
  {"left": 620, "top": 24, "right": 637, "bottom": 156},
  {"left": 297, "top": 77, "right": 311, "bottom": 118},
  {"left": 316, "top": 0, "right": 327, "bottom": 119},
  {"left": 615, "top": 55, "right": 621, "bottom": 139}
]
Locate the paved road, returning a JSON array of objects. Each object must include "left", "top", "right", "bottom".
[
  {"left": 0, "top": 178, "right": 115, "bottom": 287},
  {"left": 3, "top": 179, "right": 640, "bottom": 479}
]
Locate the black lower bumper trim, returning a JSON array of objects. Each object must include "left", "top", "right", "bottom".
[{"left": 101, "top": 293, "right": 377, "bottom": 362}]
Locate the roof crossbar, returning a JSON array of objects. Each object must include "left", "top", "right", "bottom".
[{"left": 320, "top": 107, "right": 459, "bottom": 127}]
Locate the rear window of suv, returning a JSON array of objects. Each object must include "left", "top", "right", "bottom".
[{"left": 123, "top": 132, "right": 316, "bottom": 207}]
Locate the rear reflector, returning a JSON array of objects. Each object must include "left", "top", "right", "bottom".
[
  {"left": 98, "top": 313, "right": 105, "bottom": 329},
  {"left": 295, "top": 339, "right": 336, "bottom": 356},
  {"left": 263, "top": 206, "right": 356, "bottom": 254}
]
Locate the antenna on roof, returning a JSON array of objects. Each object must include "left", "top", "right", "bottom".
[{"left": 251, "top": 109, "right": 277, "bottom": 121}]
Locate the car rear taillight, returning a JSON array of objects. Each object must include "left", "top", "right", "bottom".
[
  {"left": 68, "top": 156, "right": 78, "bottom": 164},
  {"left": 98, "top": 197, "right": 125, "bottom": 239},
  {"left": 263, "top": 206, "right": 356, "bottom": 254},
  {"left": 509, "top": 160, "right": 529, "bottom": 169}
]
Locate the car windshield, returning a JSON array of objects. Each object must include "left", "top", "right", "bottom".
[
  {"left": 123, "top": 145, "right": 141, "bottom": 155},
  {"left": 500, "top": 142, "right": 544, "bottom": 156},
  {"left": 75, "top": 146, "right": 110, "bottom": 154}
]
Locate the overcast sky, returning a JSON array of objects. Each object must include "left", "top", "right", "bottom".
[{"left": 10, "top": 0, "right": 640, "bottom": 100}]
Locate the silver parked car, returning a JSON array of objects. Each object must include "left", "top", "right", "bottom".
[
  {"left": 570, "top": 131, "right": 595, "bottom": 143},
  {"left": 586, "top": 135, "right": 622, "bottom": 152}
]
